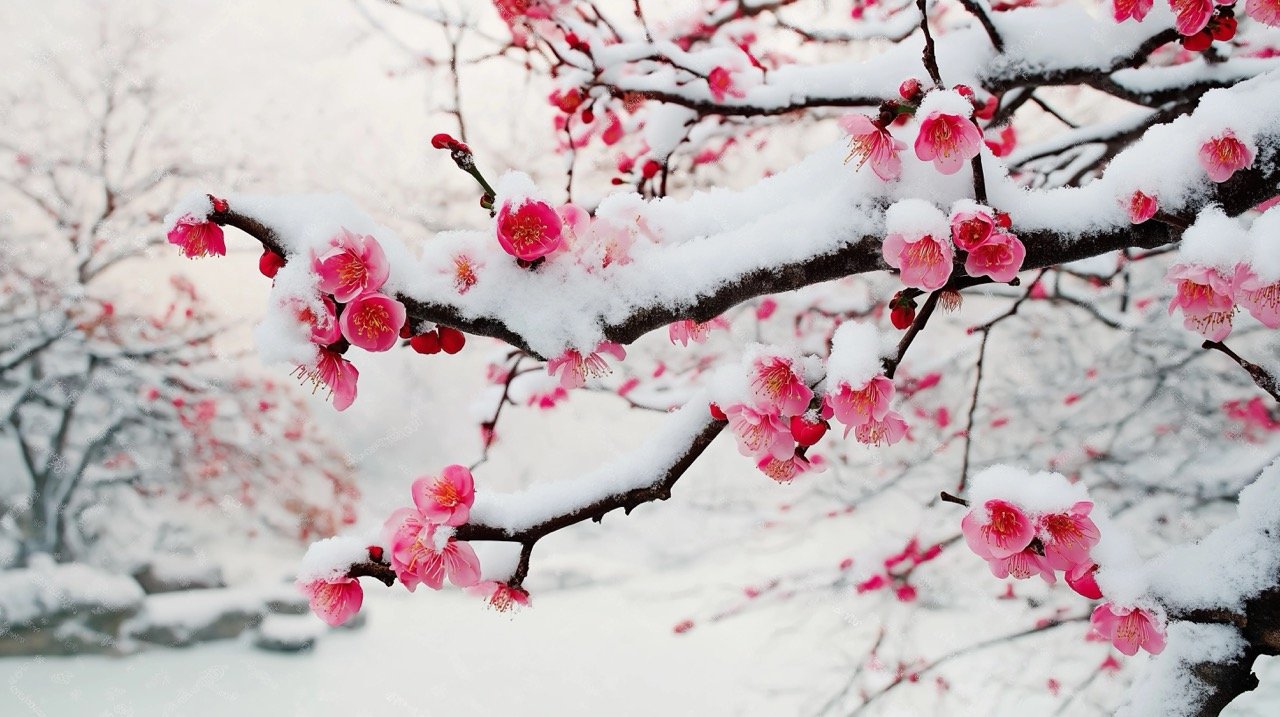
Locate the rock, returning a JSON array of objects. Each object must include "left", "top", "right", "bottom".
[
  {"left": 125, "top": 588, "right": 265, "bottom": 647},
  {"left": 132, "top": 554, "right": 225, "bottom": 594},
  {"left": 252, "top": 614, "right": 325, "bottom": 653},
  {"left": 0, "top": 562, "right": 144, "bottom": 656}
]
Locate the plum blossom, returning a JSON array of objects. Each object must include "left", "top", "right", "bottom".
[
  {"left": 707, "top": 66, "right": 744, "bottom": 102},
  {"left": 167, "top": 216, "right": 226, "bottom": 259},
  {"left": 839, "top": 114, "right": 905, "bottom": 182},
  {"left": 1235, "top": 266, "right": 1280, "bottom": 328},
  {"left": 339, "top": 292, "right": 406, "bottom": 352},
  {"left": 295, "top": 348, "right": 359, "bottom": 411},
  {"left": 883, "top": 231, "right": 954, "bottom": 291},
  {"left": 1127, "top": 190, "right": 1158, "bottom": 224},
  {"left": 385, "top": 509, "right": 481, "bottom": 591},
  {"left": 1111, "top": 0, "right": 1154, "bottom": 21},
  {"left": 914, "top": 112, "right": 983, "bottom": 175},
  {"left": 749, "top": 354, "right": 813, "bottom": 416},
  {"left": 828, "top": 375, "right": 894, "bottom": 434},
  {"left": 756, "top": 452, "right": 824, "bottom": 482},
  {"left": 313, "top": 229, "right": 390, "bottom": 302},
  {"left": 1170, "top": 0, "right": 1214, "bottom": 36},
  {"left": 1246, "top": 0, "right": 1280, "bottom": 25},
  {"left": 291, "top": 295, "right": 340, "bottom": 346},
  {"left": 1166, "top": 263, "right": 1236, "bottom": 341},
  {"left": 497, "top": 198, "right": 564, "bottom": 261},
  {"left": 668, "top": 316, "right": 729, "bottom": 346},
  {"left": 468, "top": 581, "right": 531, "bottom": 611},
  {"left": 547, "top": 341, "right": 626, "bottom": 388},
  {"left": 1038, "top": 502, "right": 1101, "bottom": 570},
  {"left": 1065, "top": 562, "right": 1103, "bottom": 600},
  {"left": 853, "top": 411, "right": 909, "bottom": 446},
  {"left": 964, "top": 232, "right": 1026, "bottom": 283},
  {"left": 950, "top": 208, "right": 995, "bottom": 252},
  {"left": 962, "top": 499, "right": 1036, "bottom": 559},
  {"left": 726, "top": 403, "right": 795, "bottom": 459},
  {"left": 1090, "top": 603, "right": 1167, "bottom": 655},
  {"left": 987, "top": 547, "right": 1056, "bottom": 583},
  {"left": 411, "top": 464, "right": 475, "bottom": 527},
  {"left": 299, "top": 576, "right": 363, "bottom": 626},
  {"left": 1199, "top": 130, "right": 1255, "bottom": 183},
  {"left": 451, "top": 253, "right": 481, "bottom": 294}
]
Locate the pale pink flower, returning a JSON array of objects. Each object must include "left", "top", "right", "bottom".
[
  {"left": 467, "top": 581, "right": 531, "bottom": 611},
  {"left": 914, "top": 112, "right": 983, "bottom": 175},
  {"left": 950, "top": 209, "right": 996, "bottom": 252},
  {"left": 749, "top": 355, "right": 814, "bottom": 416},
  {"left": 668, "top": 316, "right": 729, "bottom": 346},
  {"left": 1038, "top": 501, "right": 1101, "bottom": 570},
  {"left": 1166, "top": 263, "right": 1236, "bottom": 341},
  {"left": 987, "top": 547, "right": 1056, "bottom": 583},
  {"left": 1199, "top": 131, "right": 1255, "bottom": 183},
  {"left": 1127, "top": 190, "right": 1158, "bottom": 224},
  {"left": 299, "top": 576, "right": 363, "bottom": 626},
  {"left": 1090, "top": 603, "right": 1167, "bottom": 655},
  {"left": 295, "top": 348, "right": 359, "bottom": 411},
  {"left": 1235, "top": 267, "right": 1280, "bottom": 329},
  {"left": 756, "top": 453, "right": 824, "bottom": 482},
  {"left": 385, "top": 509, "right": 481, "bottom": 591},
  {"left": 167, "top": 216, "right": 226, "bottom": 259},
  {"left": 1112, "top": 0, "right": 1154, "bottom": 21},
  {"left": 839, "top": 114, "right": 906, "bottom": 182},
  {"left": 411, "top": 464, "right": 475, "bottom": 527},
  {"left": 828, "top": 375, "right": 894, "bottom": 434},
  {"left": 883, "top": 231, "right": 954, "bottom": 291},
  {"left": 853, "top": 410, "right": 908, "bottom": 446},
  {"left": 964, "top": 232, "right": 1026, "bottom": 283},
  {"left": 726, "top": 403, "right": 796, "bottom": 460},
  {"left": 1170, "top": 0, "right": 1213, "bottom": 35},
  {"left": 1066, "top": 562, "right": 1103, "bottom": 600},
  {"left": 497, "top": 198, "right": 564, "bottom": 261},
  {"left": 313, "top": 229, "right": 390, "bottom": 302},
  {"left": 1246, "top": 0, "right": 1280, "bottom": 26},
  {"left": 962, "top": 499, "right": 1036, "bottom": 559},
  {"left": 339, "top": 291, "right": 406, "bottom": 352},
  {"left": 547, "top": 341, "right": 626, "bottom": 389}
]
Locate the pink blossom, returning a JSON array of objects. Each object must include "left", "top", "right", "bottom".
[
  {"left": 756, "top": 453, "right": 824, "bottom": 482},
  {"left": 707, "top": 66, "right": 744, "bottom": 102},
  {"left": 295, "top": 348, "right": 359, "bottom": 411},
  {"left": 756, "top": 297, "right": 778, "bottom": 320},
  {"left": 964, "top": 232, "right": 1026, "bottom": 283},
  {"left": 339, "top": 291, "right": 406, "bottom": 352},
  {"left": 528, "top": 385, "right": 569, "bottom": 409},
  {"left": 1111, "top": 0, "right": 1154, "bottom": 21},
  {"left": 668, "top": 316, "right": 729, "bottom": 346},
  {"left": 726, "top": 403, "right": 796, "bottom": 459},
  {"left": 1038, "top": 501, "right": 1101, "bottom": 570},
  {"left": 1199, "top": 131, "right": 1255, "bottom": 183},
  {"left": 1166, "top": 263, "right": 1236, "bottom": 341},
  {"left": 497, "top": 199, "right": 564, "bottom": 261},
  {"left": 1170, "top": 0, "right": 1214, "bottom": 35},
  {"left": 547, "top": 341, "right": 626, "bottom": 388},
  {"left": 313, "top": 229, "right": 390, "bottom": 302},
  {"left": 962, "top": 499, "right": 1036, "bottom": 559},
  {"left": 299, "top": 576, "right": 363, "bottom": 626},
  {"left": 451, "top": 253, "right": 481, "bottom": 294},
  {"left": 1246, "top": 0, "right": 1280, "bottom": 26},
  {"left": 1235, "top": 266, "right": 1280, "bottom": 328},
  {"left": 167, "top": 216, "right": 226, "bottom": 259},
  {"left": 853, "top": 411, "right": 908, "bottom": 446},
  {"left": 467, "top": 581, "right": 531, "bottom": 611},
  {"left": 828, "top": 376, "right": 894, "bottom": 433},
  {"left": 951, "top": 209, "right": 996, "bottom": 252},
  {"left": 839, "top": 114, "right": 906, "bottom": 182},
  {"left": 292, "top": 295, "right": 340, "bottom": 345},
  {"left": 749, "top": 355, "right": 813, "bottom": 417},
  {"left": 411, "top": 464, "right": 475, "bottom": 527},
  {"left": 1127, "top": 190, "right": 1158, "bottom": 224},
  {"left": 883, "top": 232, "right": 954, "bottom": 291},
  {"left": 1090, "top": 603, "right": 1167, "bottom": 656},
  {"left": 1065, "top": 562, "right": 1104, "bottom": 600},
  {"left": 914, "top": 112, "right": 983, "bottom": 175},
  {"left": 385, "top": 509, "right": 481, "bottom": 591},
  {"left": 987, "top": 547, "right": 1056, "bottom": 583}
]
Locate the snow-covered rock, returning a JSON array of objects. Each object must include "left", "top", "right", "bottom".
[
  {"left": 132, "top": 553, "right": 226, "bottom": 594},
  {"left": 0, "top": 560, "right": 144, "bottom": 656},
  {"left": 124, "top": 588, "right": 265, "bottom": 647}
]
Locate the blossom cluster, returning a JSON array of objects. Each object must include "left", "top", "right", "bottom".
[
  {"left": 882, "top": 201, "right": 1026, "bottom": 293},
  {"left": 959, "top": 468, "right": 1167, "bottom": 656},
  {"left": 1112, "top": 0, "right": 1278, "bottom": 52}
]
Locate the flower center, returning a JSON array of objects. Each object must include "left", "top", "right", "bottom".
[
  {"left": 432, "top": 479, "right": 460, "bottom": 508},
  {"left": 337, "top": 253, "right": 367, "bottom": 288},
  {"left": 905, "top": 237, "right": 942, "bottom": 265},
  {"left": 509, "top": 213, "right": 547, "bottom": 251},
  {"left": 353, "top": 304, "right": 391, "bottom": 339}
]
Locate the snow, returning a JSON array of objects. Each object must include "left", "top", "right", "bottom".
[
  {"left": 1179, "top": 206, "right": 1250, "bottom": 271},
  {"left": 0, "top": 560, "right": 144, "bottom": 629},
  {"left": 1248, "top": 206, "right": 1280, "bottom": 282},
  {"left": 966, "top": 465, "right": 1090, "bottom": 515},
  {"left": 827, "top": 321, "right": 887, "bottom": 388},
  {"left": 297, "top": 535, "right": 373, "bottom": 583},
  {"left": 1118, "top": 622, "right": 1246, "bottom": 717}
]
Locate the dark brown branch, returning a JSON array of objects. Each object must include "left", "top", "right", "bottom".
[
  {"left": 915, "top": 0, "right": 943, "bottom": 86},
  {"left": 1202, "top": 341, "right": 1280, "bottom": 403}
]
